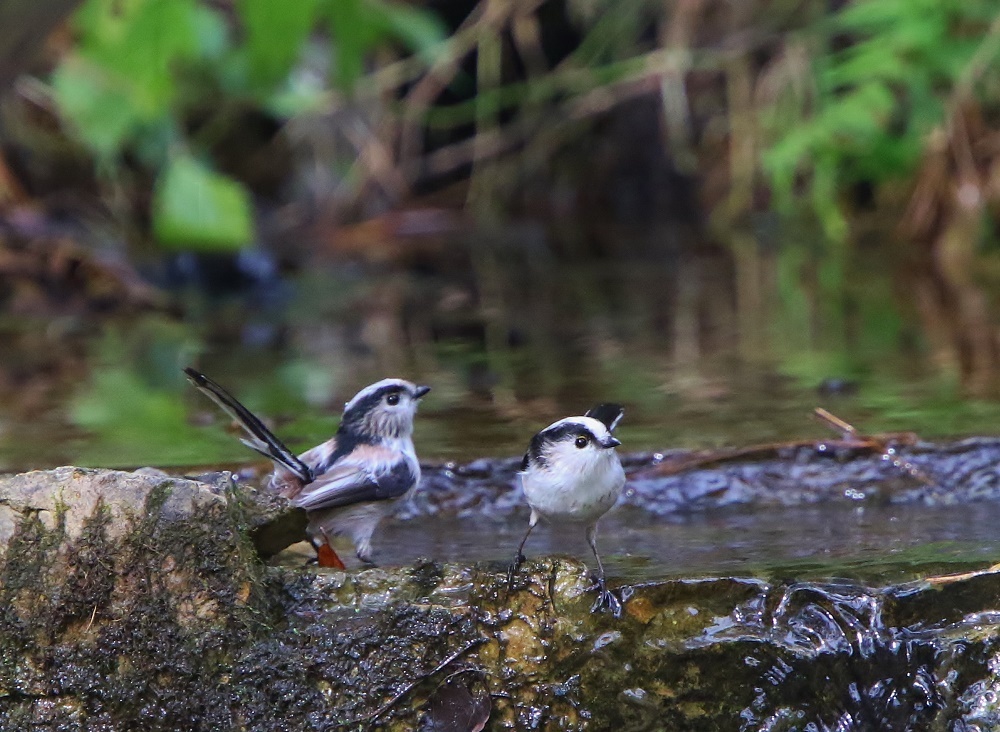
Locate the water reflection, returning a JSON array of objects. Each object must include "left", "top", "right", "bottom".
[{"left": 4, "top": 222, "right": 1000, "bottom": 472}]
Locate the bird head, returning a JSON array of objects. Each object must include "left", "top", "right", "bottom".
[
  {"left": 521, "top": 414, "right": 622, "bottom": 475},
  {"left": 340, "top": 378, "right": 430, "bottom": 441}
]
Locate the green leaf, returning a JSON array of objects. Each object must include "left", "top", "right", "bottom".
[
  {"left": 192, "top": 5, "right": 230, "bottom": 60},
  {"left": 152, "top": 156, "right": 255, "bottom": 251},
  {"left": 326, "top": 0, "right": 375, "bottom": 92},
  {"left": 239, "top": 0, "right": 321, "bottom": 88},
  {"left": 324, "top": 0, "right": 446, "bottom": 92},
  {"left": 51, "top": 56, "right": 141, "bottom": 158},
  {"left": 84, "top": 0, "right": 203, "bottom": 119},
  {"left": 70, "top": 325, "right": 240, "bottom": 468}
]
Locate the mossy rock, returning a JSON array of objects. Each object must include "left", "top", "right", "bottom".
[{"left": 1, "top": 467, "right": 1000, "bottom": 730}]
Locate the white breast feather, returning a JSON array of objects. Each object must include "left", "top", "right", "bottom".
[{"left": 521, "top": 447, "right": 625, "bottom": 523}]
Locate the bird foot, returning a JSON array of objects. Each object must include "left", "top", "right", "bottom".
[
  {"left": 506, "top": 553, "right": 526, "bottom": 589},
  {"left": 356, "top": 549, "right": 377, "bottom": 567},
  {"left": 316, "top": 542, "right": 346, "bottom": 569},
  {"left": 588, "top": 577, "right": 624, "bottom": 618}
]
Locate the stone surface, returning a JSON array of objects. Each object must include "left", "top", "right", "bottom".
[
  {"left": 403, "top": 437, "right": 1000, "bottom": 522},
  {"left": 0, "top": 465, "right": 999, "bottom": 729},
  {"left": 0, "top": 466, "right": 224, "bottom": 544}
]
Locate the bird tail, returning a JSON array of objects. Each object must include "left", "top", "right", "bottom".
[
  {"left": 183, "top": 367, "right": 315, "bottom": 484},
  {"left": 585, "top": 403, "right": 625, "bottom": 432}
]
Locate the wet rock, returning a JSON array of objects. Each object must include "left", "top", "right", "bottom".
[
  {"left": 0, "top": 466, "right": 267, "bottom": 730},
  {"left": 219, "top": 560, "right": 1000, "bottom": 730},
  {"left": 228, "top": 479, "right": 308, "bottom": 559},
  {"left": 171, "top": 468, "right": 307, "bottom": 558},
  {"left": 400, "top": 437, "right": 1000, "bottom": 522},
  {"left": 4, "top": 465, "right": 1000, "bottom": 729},
  {"left": 0, "top": 466, "right": 224, "bottom": 544},
  {"left": 421, "top": 671, "right": 491, "bottom": 731}
]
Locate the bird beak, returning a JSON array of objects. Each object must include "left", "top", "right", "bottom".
[
  {"left": 413, "top": 385, "right": 431, "bottom": 399},
  {"left": 602, "top": 436, "right": 621, "bottom": 449}
]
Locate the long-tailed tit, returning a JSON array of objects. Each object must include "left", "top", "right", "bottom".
[
  {"left": 507, "top": 403, "right": 626, "bottom": 616},
  {"left": 184, "top": 368, "right": 429, "bottom": 568}
]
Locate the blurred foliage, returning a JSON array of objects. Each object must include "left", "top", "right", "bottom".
[
  {"left": 152, "top": 156, "right": 253, "bottom": 252},
  {"left": 69, "top": 323, "right": 226, "bottom": 466},
  {"left": 48, "top": 0, "right": 446, "bottom": 250},
  {"left": 764, "top": 0, "right": 1000, "bottom": 240},
  {"left": 30, "top": 0, "right": 1000, "bottom": 247},
  {"left": 7, "top": 0, "right": 1000, "bottom": 482}
]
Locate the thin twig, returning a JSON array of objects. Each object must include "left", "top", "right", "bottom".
[
  {"left": 813, "top": 407, "right": 859, "bottom": 438},
  {"left": 83, "top": 605, "right": 98, "bottom": 633},
  {"left": 638, "top": 412, "right": 925, "bottom": 479},
  {"left": 336, "top": 637, "right": 486, "bottom": 728},
  {"left": 813, "top": 408, "right": 937, "bottom": 487}
]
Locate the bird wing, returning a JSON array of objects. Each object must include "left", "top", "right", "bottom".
[
  {"left": 269, "top": 436, "right": 340, "bottom": 498},
  {"left": 291, "top": 444, "right": 416, "bottom": 511},
  {"left": 297, "top": 438, "right": 340, "bottom": 475}
]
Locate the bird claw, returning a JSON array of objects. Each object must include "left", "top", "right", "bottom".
[
  {"left": 589, "top": 577, "right": 624, "bottom": 618},
  {"left": 506, "top": 553, "right": 526, "bottom": 589}
]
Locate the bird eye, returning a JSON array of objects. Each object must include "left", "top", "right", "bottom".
[
  {"left": 386, "top": 393, "right": 400, "bottom": 406},
  {"left": 574, "top": 436, "right": 588, "bottom": 449}
]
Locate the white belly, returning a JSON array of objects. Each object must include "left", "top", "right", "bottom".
[{"left": 521, "top": 457, "right": 625, "bottom": 524}]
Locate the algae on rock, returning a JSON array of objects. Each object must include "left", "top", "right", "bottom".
[{"left": 2, "top": 467, "right": 1000, "bottom": 730}]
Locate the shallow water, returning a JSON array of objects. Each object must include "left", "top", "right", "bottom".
[
  {"left": 377, "top": 502, "right": 1000, "bottom": 585},
  {"left": 8, "top": 222, "right": 1000, "bottom": 590},
  {"left": 259, "top": 432, "right": 1000, "bottom": 588}
]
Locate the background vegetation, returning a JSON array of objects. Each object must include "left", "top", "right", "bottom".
[
  {"left": 2, "top": 0, "right": 1000, "bottom": 469},
  {"left": 5, "top": 0, "right": 997, "bottom": 243}
]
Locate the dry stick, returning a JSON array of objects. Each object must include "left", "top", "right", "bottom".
[
  {"left": 510, "top": 5, "right": 549, "bottom": 80},
  {"left": 0, "top": 149, "right": 28, "bottom": 205},
  {"left": 813, "top": 408, "right": 937, "bottom": 487},
  {"left": 405, "top": 61, "right": 668, "bottom": 181},
  {"left": 659, "top": 0, "right": 703, "bottom": 173},
  {"left": 337, "top": 637, "right": 486, "bottom": 728},
  {"left": 397, "top": 0, "right": 502, "bottom": 165},
  {"left": 340, "top": 115, "right": 408, "bottom": 204},
  {"left": 812, "top": 407, "right": 859, "bottom": 438},
  {"left": 953, "top": 10, "right": 1000, "bottom": 102},
  {"left": 392, "top": 19, "right": 793, "bottom": 182},
  {"left": 639, "top": 435, "right": 916, "bottom": 478},
  {"left": 406, "top": 41, "right": 754, "bottom": 181},
  {"left": 639, "top": 413, "right": 926, "bottom": 479},
  {"left": 902, "top": 12, "right": 1000, "bottom": 232}
]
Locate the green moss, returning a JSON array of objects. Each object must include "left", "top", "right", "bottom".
[
  {"left": 0, "top": 482, "right": 269, "bottom": 730},
  {"left": 2, "top": 476, "right": 1000, "bottom": 730}
]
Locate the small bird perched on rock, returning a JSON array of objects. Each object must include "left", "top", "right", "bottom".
[
  {"left": 184, "top": 367, "right": 430, "bottom": 568},
  {"left": 507, "top": 403, "right": 627, "bottom": 616}
]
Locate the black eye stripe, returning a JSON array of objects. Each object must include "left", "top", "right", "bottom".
[
  {"left": 525, "top": 421, "right": 604, "bottom": 468},
  {"left": 538, "top": 422, "right": 600, "bottom": 445},
  {"left": 342, "top": 384, "right": 410, "bottom": 427}
]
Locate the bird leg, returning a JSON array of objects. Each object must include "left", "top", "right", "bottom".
[
  {"left": 356, "top": 538, "right": 376, "bottom": 566},
  {"left": 506, "top": 518, "right": 536, "bottom": 589},
  {"left": 586, "top": 524, "right": 623, "bottom": 618}
]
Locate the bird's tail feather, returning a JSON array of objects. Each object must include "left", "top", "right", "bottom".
[
  {"left": 585, "top": 403, "right": 625, "bottom": 432},
  {"left": 183, "top": 367, "right": 315, "bottom": 484}
]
